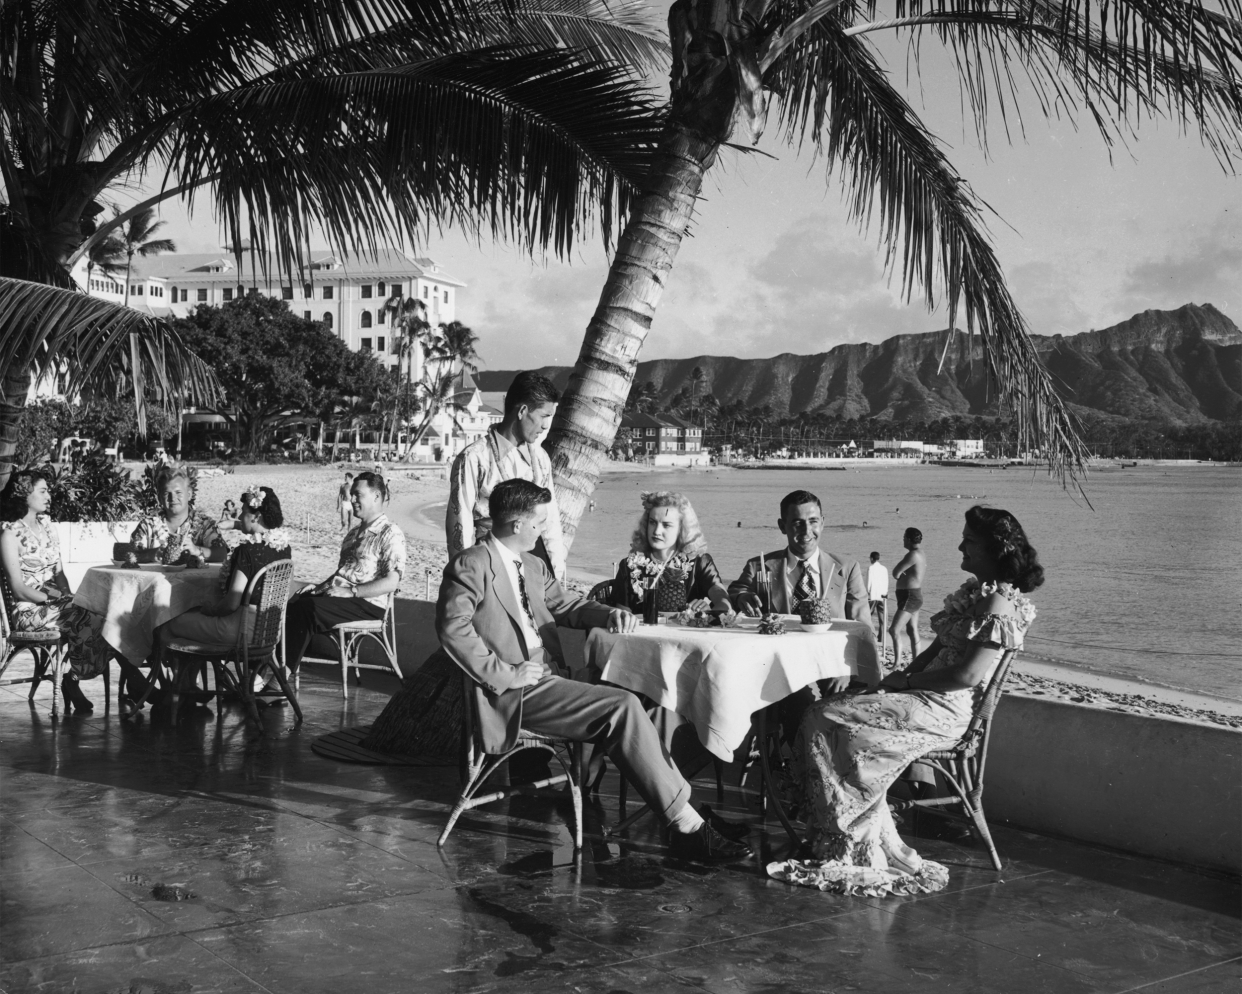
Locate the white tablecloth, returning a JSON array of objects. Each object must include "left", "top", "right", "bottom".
[
  {"left": 73, "top": 564, "right": 219, "bottom": 663},
  {"left": 587, "top": 619, "right": 882, "bottom": 761}
]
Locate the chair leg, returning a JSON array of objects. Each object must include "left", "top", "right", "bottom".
[
  {"left": 569, "top": 745, "right": 584, "bottom": 851},
  {"left": 28, "top": 649, "right": 47, "bottom": 701},
  {"left": 266, "top": 659, "right": 303, "bottom": 723},
  {"left": 713, "top": 757, "right": 725, "bottom": 804},
  {"left": 102, "top": 657, "right": 111, "bottom": 712},
  {"left": 967, "top": 800, "right": 1002, "bottom": 872},
  {"left": 337, "top": 635, "right": 349, "bottom": 700},
  {"left": 49, "top": 649, "right": 62, "bottom": 719}
]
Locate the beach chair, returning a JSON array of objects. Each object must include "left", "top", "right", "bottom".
[
  {"left": 296, "top": 590, "right": 401, "bottom": 699},
  {"left": 0, "top": 579, "right": 69, "bottom": 718},
  {"left": 160, "top": 560, "right": 301, "bottom": 723},
  {"left": 438, "top": 671, "right": 586, "bottom": 849},
  {"left": 888, "top": 648, "right": 1020, "bottom": 871},
  {"left": 587, "top": 580, "right": 614, "bottom": 604}
]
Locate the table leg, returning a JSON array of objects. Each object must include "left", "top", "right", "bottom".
[{"left": 756, "top": 709, "right": 803, "bottom": 849}]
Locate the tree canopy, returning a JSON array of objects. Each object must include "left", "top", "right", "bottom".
[{"left": 172, "top": 294, "right": 390, "bottom": 455}]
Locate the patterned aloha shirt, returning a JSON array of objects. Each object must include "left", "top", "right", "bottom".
[
  {"left": 130, "top": 508, "right": 221, "bottom": 563},
  {"left": 331, "top": 513, "right": 406, "bottom": 607},
  {"left": 1, "top": 515, "right": 61, "bottom": 605}
]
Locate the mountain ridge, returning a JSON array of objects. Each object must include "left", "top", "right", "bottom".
[{"left": 476, "top": 304, "right": 1241, "bottom": 424}]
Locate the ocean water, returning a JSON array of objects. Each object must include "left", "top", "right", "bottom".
[{"left": 567, "top": 465, "right": 1242, "bottom": 702}]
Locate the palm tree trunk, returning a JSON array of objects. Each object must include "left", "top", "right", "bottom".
[
  {"left": 0, "top": 363, "right": 31, "bottom": 493},
  {"left": 545, "top": 126, "right": 719, "bottom": 543}
]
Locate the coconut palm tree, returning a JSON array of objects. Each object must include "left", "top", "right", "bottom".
[
  {"left": 0, "top": 0, "right": 670, "bottom": 489},
  {"left": 85, "top": 233, "right": 126, "bottom": 291},
  {"left": 119, "top": 209, "right": 176, "bottom": 308},
  {"left": 407, "top": 320, "right": 482, "bottom": 450},
  {"left": 544, "top": 0, "right": 1242, "bottom": 542}
]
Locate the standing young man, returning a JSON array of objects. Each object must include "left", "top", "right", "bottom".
[
  {"left": 445, "top": 371, "right": 567, "bottom": 579},
  {"left": 890, "top": 527, "right": 927, "bottom": 664},
  {"left": 866, "top": 551, "right": 890, "bottom": 650},
  {"left": 438, "top": 479, "right": 750, "bottom": 863}
]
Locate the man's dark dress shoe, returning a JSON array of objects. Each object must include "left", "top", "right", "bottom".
[
  {"left": 698, "top": 803, "right": 749, "bottom": 842},
  {"left": 669, "top": 822, "right": 752, "bottom": 864}
]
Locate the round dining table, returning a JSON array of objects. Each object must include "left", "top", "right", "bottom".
[
  {"left": 587, "top": 616, "right": 883, "bottom": 763},
  {"left": 73, "top": 563, "right": 220, "bottom": 664}
]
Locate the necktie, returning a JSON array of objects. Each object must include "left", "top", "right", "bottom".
[
  {"left": 515, "top": 562, "right": 547, "bottom": 656},
  {"left": 793, "top": 561, "right": 816, "bottom": 606}
]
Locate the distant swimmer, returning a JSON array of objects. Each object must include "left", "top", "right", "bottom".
[
  {"left": 588, "top": 500, "right": 596, "bottom": 513},
  {"left": 889, "top": 526, "right": 926, "bottom": 665}
]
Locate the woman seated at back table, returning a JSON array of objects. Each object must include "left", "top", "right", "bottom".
[
  {"left": 0, "top": 471, "right": 127, "bottom": 712},
  {"left": 606, "top": 491, "right": 733, "bottom": 617},
  {"left": 768, "top": 504, "right": 1042, "bottom": 898},
  {"left": 283, "top": 471, "right": 406, "bottom": 671},
  {"left": 158, "top": 487, "right": 290, "bottom": 650},
  {"left": 129, "top": 462, "right": 226, "bottom": 565}
]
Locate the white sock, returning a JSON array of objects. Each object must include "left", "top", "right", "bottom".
[{"left": 670, "top": 802, "right": 704, "bottom": 835}]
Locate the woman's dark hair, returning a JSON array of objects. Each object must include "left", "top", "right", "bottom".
[
  {"left": 0, "top": 470, "right": 47, "bottom": 522},
  {"left": 964, "top": 505, "right": 1044, "bottom": 592},
  {"left": 352, "top": 470, "right": 388, "bottom": 501},
  {"left": 241, "top": 488, "right": 283, "bottom": 529}
]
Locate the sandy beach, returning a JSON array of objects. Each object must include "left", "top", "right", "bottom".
[{"left": 196, "top": 461, "right": 1240, "bottom": 729}]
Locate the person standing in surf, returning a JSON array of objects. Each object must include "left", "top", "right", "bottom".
[{"left": 890, "top": 527, "right": 926, "bottom": 664}]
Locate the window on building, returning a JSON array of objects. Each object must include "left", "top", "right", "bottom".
[
  {"left": 377, "top": 281, "right": 386, "bottom": 295},
  {"left": 360, "top": 284, "right": 373, "bottom": 298},
  {"left": 237, "top": 284, "right": 245, "bottom": 298},
  {"left": 323, "top": 312, "right": 333, "bottom": 328},
  {"left": 223, "top": 288, "right": 233, "bottom": 301},
  {"left": 391, "top": 284, "right": 402, "bottom": 298},
  {"left": 377, "top": 308, "right": 385, "bottom": 324},
  {"left": 171, "top": 286, "right": 178, "bottom": 298},
  {"left": 361, "top": 338, "right": 372, "bottom": 352},
  {"left": 323, "top": 286, "right": 334, "bottom": 299},
  {"left": 377, "top": 337, "right": 385, "bottom": 352},
  {"left": 303, "top": 310, "right": 311, "bottom": 320},
  {"left": 303, "top": 283, "right": 313, "bottom": 298},
  {"left": 443, "top": 290, "right": 449, "bottom": 303},
  {"left": 282, "top": 286, "right": 293, "bottom": 300},
  {"left": 197, "top": 288, "right": 208, "bottom": 302},
  {"left": 422, "top": 286, "right": 428, "bottom": 300},
  {"left": 134, "top": 285, "right": 143, "bottom": 295},
  {"left": 360, "top": 311, "right": 372, "bottom": 328}
]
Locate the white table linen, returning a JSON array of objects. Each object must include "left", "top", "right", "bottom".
[
  {"left": 587, "top": 619, "right": 882, "bottom": 761},
  {"left": 73, "top": 564, "right": 219, "bottom": 663}
]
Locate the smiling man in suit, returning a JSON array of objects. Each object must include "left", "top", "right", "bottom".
[
  {"left": 728, "top": 489, "right": 870, "bottom": 741},
  {"left": 437, "top": 478, "right": 750, "bottom": 864}
]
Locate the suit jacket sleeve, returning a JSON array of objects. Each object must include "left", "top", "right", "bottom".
[
  {"left": 541, "top": 560, "right": 611, "bottom": 631},
  {"left": 435, "top": 552, "right": 519, "bottom": 696},
  {"left": 843, "top": 560, "right": 869, "bottom": 621},
  {"left": 445, "top": 450, "right": 477, "bottom": 561},
  {"left": 727, "top": 556, "right": 760, "bottom": 608}
]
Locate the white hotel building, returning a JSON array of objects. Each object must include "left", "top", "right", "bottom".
[{"left": 77, "top": 248, "right": 466, "bottom": 379}]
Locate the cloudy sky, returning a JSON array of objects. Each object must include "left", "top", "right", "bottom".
[{"left": 139, "top": 24, "right": 1239, "bottom": 372}]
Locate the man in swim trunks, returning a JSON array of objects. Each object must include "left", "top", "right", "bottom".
[{"left": 889, "top": 527, "right": 926, "bottom": 664}]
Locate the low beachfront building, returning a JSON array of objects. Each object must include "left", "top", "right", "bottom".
[
  {"left": 74, "top": 249, "right": 465, "bottom": 378},
  {"left": 950, "top": 438, "right": 986, "bottom": 457},
  {"left": 620, "top": 412, "right": 709, "bottom": 466}
]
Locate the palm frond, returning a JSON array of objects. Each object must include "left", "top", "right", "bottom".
[
  {"left": 0, "top": 278, "right": 221, "bottom": 433},
  {"left": 768, "top": 24, "right": 1091, "bottom": 478},
  {"left": 151, "top": 48, "right": 664, "bottom": 274}
]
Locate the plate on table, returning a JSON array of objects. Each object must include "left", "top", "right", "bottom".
[
  {"left": 799, "top": 622, "right": 832, "bottom": 633},
  {"left": 736, "top": 613, "right": 800, "bottom": 628}
]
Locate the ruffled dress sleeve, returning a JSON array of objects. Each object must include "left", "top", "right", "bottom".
[{"left": 963, "top": 612, "right": 1029, "bottom": 650}]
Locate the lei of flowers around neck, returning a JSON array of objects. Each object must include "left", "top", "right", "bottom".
[
  {"left": 941, "top": 577, "right": 1037, "bottom": 628},
  {"left": 217, "top": 527, "right": 293, "bottom": 590},
  {"left": 625, "top": 551, "right": 692, "bottom": 599}
]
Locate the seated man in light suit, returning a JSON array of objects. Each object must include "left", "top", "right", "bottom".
[
  {"left": 437, "top": 478, "right": 750, "bottom": 864},
  {"left": 727, "top": 488, "right": 870, "bottom": 742}
]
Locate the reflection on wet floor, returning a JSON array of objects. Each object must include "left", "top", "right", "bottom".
[{"left": 1, "top": 663, "right": 1238, "bottom": 994}]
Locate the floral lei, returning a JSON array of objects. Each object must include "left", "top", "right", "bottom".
[
  {"left": 218, "top": 527, "right": 292, "bottom": 591},
  {"left": 940, "top": 577, "right": 1037, "bottom": 628},
  {"left": 625, "top": 551, "right": 692, "bottom": 600}
]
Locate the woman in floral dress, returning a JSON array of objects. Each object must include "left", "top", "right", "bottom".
[
  {"left": 606, "top": 491, "right": 733, "bottom": 616},
  {"left": 129, "top": 462, "right": 225, "bottom": 565},
  {"left": 768, "top": 505, "right": 1043, "bottom": 897},
  {"left": 0, "top": 471, "right": 116, "bottom": 712}
]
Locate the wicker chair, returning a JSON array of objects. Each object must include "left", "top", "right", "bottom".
[
  {"left": 0, "top": 581, "right": 69, "bottom": 718},
  {"left": 159, "top": 560, "right": 300, "bottom": 723},
  {"left": 888, "top": 648, "right": 1019, "bottom": 871},
  {"left": 297, "top": 590, "right": 401, "bottom": 698},
  {"left": 587, "top": 579, "right": 614, "bottom": 604},
  {"left": 438, "top": 672, "right": 586, "bottom": 849}
]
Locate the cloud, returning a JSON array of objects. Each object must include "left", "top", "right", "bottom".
[
  {"left": 1007, "top": 261, "right": 1095, "bottom": 336},
  {"left": 1121, "top": 214, "right": 1240, "bottom": 316}
]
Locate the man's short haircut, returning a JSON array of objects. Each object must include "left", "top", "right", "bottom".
[
  {"left": 489, "top": 478, "right": 552, "bottom": 525},
  {"left": 504, "top": 371, "right": 560, "bottom": 416},
  {"left": 904, "top": 527, "right": 923, "bottom": 544},
  {"left": 780, "top": 489, "right": 821, "bottom": 520},
  {"left": 870, "top": 551, "right": 880, "bottom": 561}
]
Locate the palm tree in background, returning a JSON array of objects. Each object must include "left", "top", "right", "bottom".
[
  {"left": 408, "top": 320, "right": 482, "bottom": 452},
  {"left": 119, "top": 209, "right": 176, "bottom": 308},
  {"left": 85, "top": 232, "right": 126, "bottom": 291},
  {"left": 543, "top": 0, "right": 1242, "bottom": 543},
  {"left": 0, "top": 0, "right": 669, "bottom": 489}
]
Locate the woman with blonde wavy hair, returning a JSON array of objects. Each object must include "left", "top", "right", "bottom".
[{"left": 605, "top": 491, "right": 732, "bottom": 616}]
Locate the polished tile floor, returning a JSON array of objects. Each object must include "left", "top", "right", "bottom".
[{"left": 1, "top": 664, "right": 1238, "bottom": 994}]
